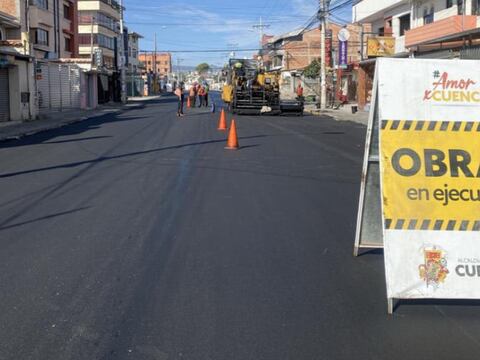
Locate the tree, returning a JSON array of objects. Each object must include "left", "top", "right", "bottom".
[
  {"left": 303, "top": 59, "right": 321, "bottom": 79},
  {"left": 196, "top": 63, "right": 210, "bottom": 74}
]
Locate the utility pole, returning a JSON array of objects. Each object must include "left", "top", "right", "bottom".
[
  {"left": 252, "top": 17, "right": 270, "bottom": 47},
  {"left": 119, "top": 0, "right": 126, "bottom": 103},
  {"left": 154, "top": 32, "right": 157, "bottom": 94},
  {"left": 176, "top": 58, "right": 184, "bottom": 83},
  {"left": 318, "top": 0, "right": 329, "bottom": 110},
  {"left": 90, "top": 14, "right": 95, "bottom": 70}
]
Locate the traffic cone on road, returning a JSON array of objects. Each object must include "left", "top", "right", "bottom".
[
  {"left": 225, "top": 119, "right": 239, "bottom": 150},
  {"left": 218, "top": 109, "right": 227, "bottom": 130},
  {"left": 187, "top": 96, "right": 191, "bottom": 108}
]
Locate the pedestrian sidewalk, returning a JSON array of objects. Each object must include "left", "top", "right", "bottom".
[
  {"left": 306, "top": 103, "right": 369, "bottom": 125},
  {"left": 0, "top": 96, "right": 160, "bottom": 142}
]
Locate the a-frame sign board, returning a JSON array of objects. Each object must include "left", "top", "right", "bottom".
[{"left": 354, "top": 71, "right": 383, "bottom": 257}]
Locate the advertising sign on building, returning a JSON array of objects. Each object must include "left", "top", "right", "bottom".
[
  {"left": 374, "top": 58, "right": 480, "bottom": 311},
  {"left": 339, "top": 41, "right": 348, "bottom": 68},
  {"left": 367, "top": 37, "right": 395, "bottom": 57}
]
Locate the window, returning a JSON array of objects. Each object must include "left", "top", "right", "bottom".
[
  {"left": 474, "top": 0, "right": 480, "bottom": 15},
  {"left": 458, "top": 0, "right": 465, "bottom": 15},
  {"left": 147, "top": 60, "right": 151, "bottom": 65},
  {"left": 378, "top": 27, "right": 384, "bottom": 36},
  {"left": 0, "top": 28, "right": 4, "bottom": 41},
  {"left": 77, "top": 34, "right": 114, "bottom": 50},
  {"left": 399, "top": 14, "right": 410, "bottom": 36},
  {"left": 63, "top": 4, "right": 71, "bottom": 20},
  {"left": 35, "top": 29, "right": 49, "bottom": 46},
  {"left": 423, "top": 7, "right": 434, "bottom": 24},
  {"left": 64, "top": 36, "right": 71, "bottom": 52},
  {"left": 164, "top": 68, "right": 168, "bottom": 73},
  {"left": 446, "top": 0, "right": 454, "bottom": 8},
  {"left": 37, "top": 0, "right": 48, "bottom": 10}
]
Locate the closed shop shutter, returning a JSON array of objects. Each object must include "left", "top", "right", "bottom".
[
  {"left": 0, "top": 69, "right": 10, "bottom": 122},
  {"left": 70, "top": 67, "right": 81, "bottom": 108},
  {"left": 37, "top": 63, "right": 51, "bottom": 112},
  {"left": 49, "top": 64, "right": 62, "bottom": 110}
]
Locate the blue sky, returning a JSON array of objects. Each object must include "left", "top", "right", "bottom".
[{"left": 124, "top": 0, "right": 352, "bottom": 68}]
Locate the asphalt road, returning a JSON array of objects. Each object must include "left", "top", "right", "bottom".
[{"left": 1, "top": 93, "right": 480, "bottom": 360}]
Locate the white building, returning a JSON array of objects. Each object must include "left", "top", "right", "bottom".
[{"left": 353, "top": 0, "right": 480, "bottom": 57}]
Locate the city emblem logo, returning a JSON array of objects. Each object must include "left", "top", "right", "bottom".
[{"left": 418, "top": 248, "right": 449, "bottom": 288}]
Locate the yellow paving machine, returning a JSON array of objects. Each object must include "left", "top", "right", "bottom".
[{"left": 222, "top": 59, "right": 282, "bottom": 115}]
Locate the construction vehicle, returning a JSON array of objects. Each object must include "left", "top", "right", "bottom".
[{"left": 222, "top": 59, "right": 281, "bottom": 115}]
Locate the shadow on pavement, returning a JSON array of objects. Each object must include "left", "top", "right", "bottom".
[
  {"left": 0, "top": 135, "right": 267, "bottom": 179},
  {"left": 0, "top": 112, "right": 149, "bottom": 149},
  {"left": 0, "top": 206, "right": 91, "bottom": 231}
]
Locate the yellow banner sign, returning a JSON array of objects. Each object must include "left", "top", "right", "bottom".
[
  {"left": 367, "top": 37, "right": 395, "bottom": 57},
  {"left": 381, "top": 119, "right": 480, "bottom": 231}
]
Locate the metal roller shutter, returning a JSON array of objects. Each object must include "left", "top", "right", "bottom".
[
  {"left": 0, "top": 69, "right": 10, "bottom": 122},
  {"left": 37, "top": 63, "right": 51, "bottom": 112}
]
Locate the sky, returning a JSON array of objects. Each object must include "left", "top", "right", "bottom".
[{"left": 123, "top": 0, "right": 353, "bottom": 68}]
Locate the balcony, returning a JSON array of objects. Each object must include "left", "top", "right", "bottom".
[{"left": 405, "top": 15, "right": 478, "bottom": 48}]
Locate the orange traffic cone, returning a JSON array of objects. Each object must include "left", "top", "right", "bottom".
[
  {"left": 187, "top": 96, "right": 191, "bottom": 108},
  {"left": 225, "top": 119, "right": 239, "bottom": 150},
  {"left": 217, "top": 109, "right": 227, "bottom": 130}
]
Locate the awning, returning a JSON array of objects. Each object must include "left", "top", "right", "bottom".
[{"left": 411, "top": 27, "right": 480, "bottom": 47}]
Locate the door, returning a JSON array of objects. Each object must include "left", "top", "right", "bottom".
[{"left": 0, "top": 69, "right": 10, "bottom": 122}]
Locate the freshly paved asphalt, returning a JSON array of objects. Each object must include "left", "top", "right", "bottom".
[{"left": 1, "top": 93, "right": 479, "bottom": 360}]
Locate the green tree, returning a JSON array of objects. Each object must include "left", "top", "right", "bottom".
[
  {"left": 196, "top": 63, "right": 210, "bottom": 74},
  {"left": 303, "top": 59, "right": 321, "bottom": 79}
]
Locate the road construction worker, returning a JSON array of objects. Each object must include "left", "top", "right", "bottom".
[
  {"left": 198, "top": 86, "right": 206, "bottom": 107},
  {"left": 189, "top": 85, "right": 196, "bottom": 107},
  {"left": 175, "top": 85, "right": 184, "bottom": 117},
  {"left": 204, "top": 84, "right": 209, "bottom": 107},
  {"left": 296, "top": 83, "right": 304, "bottom": 102}
]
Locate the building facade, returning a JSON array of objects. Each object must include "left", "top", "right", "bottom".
[
  {"left": 138, "top": 52, "right": 172, "bottom": 77},
  {"left": 353, "top": 0, "right": 480, "bottom": 109},
  {"left": 138, "top": 52, "right": 171, "bottom": 94},
  {"left": 0, "top": 0, "right": 37, "bottom": 121},
  {"left": 28, "top": 0, "right": 78, "bottom": 60},
  {"left": 77, "top": 0, "right": 123, "bottom": 103},
  {"left": 263, "top": 23, "right": 362, "bottom": 103},
  {"left": 126, "top": 31, "right": 143, "bottom": 96}
]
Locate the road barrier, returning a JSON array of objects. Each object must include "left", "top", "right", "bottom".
[
  {"left": 218, "top": 109, "right": 227, "bottom": 130},
  {"left": 355, "top": 58, "right": 480, "bottom": 313},
  {"left": 225, "top": 119, "right": 239, "bottom": 150}
]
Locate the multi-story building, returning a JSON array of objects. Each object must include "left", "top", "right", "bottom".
[
  {"left": 138, "top": 52, "right": 171, "bottom": 77},
  {"left": 353, "top": 0, "right": 480, "bottom": 109},
  {"left": 263, "top": 23, "right": 361, "bottom": 101},
  {"left": 0, "top": 0, "right": 37, "bottom": 121},
  {"left": 126, "top": 31, "right": 143, "bottom": 96},
  {"left": 77, "top": 0, "right": 121, "bottom": 70},
  {"left": 138, "top": 52, "right": 171, "bottom": 94},
  {"left": 27, "top": 0, "right": 78, "bottom": 59},
  {"left": 77, "top": 0, "right": 123, "bottom": 102}
]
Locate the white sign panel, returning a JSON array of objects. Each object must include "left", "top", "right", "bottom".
[{"left": 377, "top": 58, "right": 480, "bottom": 302}]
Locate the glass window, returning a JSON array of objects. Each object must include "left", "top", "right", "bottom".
[
  {"left": 65, "top": 37, "right": 71, "bottom": 52},
  {"left": 399, "top": 14, "right": 410, "bottom": 36},
  {"left": 473, "top": 0, "right": 480, "bottom": 15},
  {"left": 423, "top": 7, "right": 434, "bottom": 24},
  {"left": 378, "top": 27, "right": 384, "bottom": 36},
  {"left": 63, "top": 4, "right": 71, "bottom": 20},
  {"left": 446, "top": 0, "right": 454, "bottom": 8},
  {"left": 35, "top": 29, "right": 49, "bottom": 46},
  {"left": 37, "top": 0, "right": 48, "bottom": 10},
  {"left": 458, "top": 0, "right": 465, "bottom": 15}
]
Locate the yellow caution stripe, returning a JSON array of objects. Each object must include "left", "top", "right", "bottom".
[
  {"left": 385, "top": 218, "right": 480, "bottom": 231},
  {"left": 381, "top": 120, "right": 480, "bottom": 132}
]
